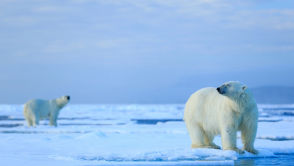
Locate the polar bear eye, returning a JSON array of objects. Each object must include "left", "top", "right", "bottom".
[{"left": 226, "top": 84, "right": 231, "bottom": 87}]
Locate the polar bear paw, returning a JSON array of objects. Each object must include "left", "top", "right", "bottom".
[
  {"left": 224, "top": 147, "right": 245, "bottom": 154},
  {"left": 244, "top": 147, "right": 258, "bottom": 154},
  {"left": 234, "top": 148, "right": 245, "bottom": 154},
  {"left": 191, "top": 143, "right": 221, "bottom": 149},
  {"left": 209, "top": 143, "right": 221, "bottom": 149}
]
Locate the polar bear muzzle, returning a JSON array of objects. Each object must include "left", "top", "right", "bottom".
[
  {"left": 216, "top": 86, "right": 226, "bottom": 94},
  {"left": 66, "top": 96, "right": 70, "bottom": 100}
]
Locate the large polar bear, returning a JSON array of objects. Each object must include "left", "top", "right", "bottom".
[
  {"left": 184, "top": 81, "right": 258, "bottom": 154},
  {"left": 23, "top": 96, "right": 70, "bottom": 127}
]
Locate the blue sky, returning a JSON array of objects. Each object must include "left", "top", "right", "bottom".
[{"left": 1, "top": 0, "right": 294, "bottom": 104}]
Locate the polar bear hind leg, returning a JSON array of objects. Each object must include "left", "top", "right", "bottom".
[
  {"left": 24, "top": 107, "right": 34, "bottom": 127},
  {"left": 204, "top": 134, "right": 221, "bottom": 149},
  {"left": 186, "top": 121, "right": 217, "bottom": 148},
  {"left": 25, "top": 111, "right": 39, "bottom": 127},
  {"left": 186, "top": 122, "right": 204, "bottom": 148},
  {"left": 25, "top": 116, "right": 33, "bottom": 127},
  {"left": 221, "top": 127, "right": 244, "bottom": 154},
  {"left": 32, "top": 115, "right": 39, "bottom": 127}
]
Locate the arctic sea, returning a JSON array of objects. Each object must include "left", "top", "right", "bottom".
[{"left": 0, "top": 104, "right": 294, "bottom": 165}]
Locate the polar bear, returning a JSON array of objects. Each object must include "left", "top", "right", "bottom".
[
  {"left": 184, "top": 81, "right": 258, "bottom": 154},
  {"left": 23, "top": 96, "right": 70, "bottom": 127}
]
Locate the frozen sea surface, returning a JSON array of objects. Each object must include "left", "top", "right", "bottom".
[{"left": 0, "top": 104, "right": 294, "bottom": 165}]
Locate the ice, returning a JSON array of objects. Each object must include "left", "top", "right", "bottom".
[{"left": 0, "top": 104, "right": 294, "bottom": 165}]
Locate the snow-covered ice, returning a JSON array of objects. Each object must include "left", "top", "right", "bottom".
[{"left": 0, "top": 104, "right": 294, "bottom": 165}]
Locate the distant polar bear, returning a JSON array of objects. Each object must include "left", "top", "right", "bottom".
[
  {"left": 23, "top": 96, "right": 70, "bottom": 127},
  {"left": 184, "top": 81, "right": 258, "bottom": 154}
]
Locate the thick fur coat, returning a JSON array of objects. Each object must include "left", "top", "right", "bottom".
[
  {"left": 23, "top": 96, "right": 70, "bottom": 127},
  {"left": 184, "top": 81, "right": 258, "bottom": 154}
]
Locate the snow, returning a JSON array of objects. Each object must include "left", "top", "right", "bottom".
[{"left": 0, "top": 104, "right": 294, "bottom": 165}]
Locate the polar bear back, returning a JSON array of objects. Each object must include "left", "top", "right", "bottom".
[
  {"left": 24, "top": 99, "right": 55, "bottom": 120},
  {"left": 184, "top": 87, "right": 239, "bottom": 135}
]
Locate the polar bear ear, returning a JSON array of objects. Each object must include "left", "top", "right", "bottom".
[{"left": 242, "top": 86, "right": 247, "bottom": 91}]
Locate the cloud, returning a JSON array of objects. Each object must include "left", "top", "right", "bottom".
[
  {"left": 92, "top": 0, "right": 294, "bottom": 30},
  {"left": 33, "top": 6, "right": 73, "bottom": 13},
  {"left": 1, "top": 0, "right": 294, "bottom": 103},
  {"left": 2, "top": 16, "right": 37, "bottom": 26},
  {"left": 1, "top": 0, "right": 294, "bottom": 30},
  {"left": 95, "top": 38, "right": 130, "bottom": 49},
  {"left": 43, "top": 41, "right": 86, "bottom": 53},
  {"left": 223, "top": 9, "right": 294, "bottom": 30}
]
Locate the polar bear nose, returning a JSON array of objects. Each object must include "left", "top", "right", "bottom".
[
  {"left": 217, "top": 87, "right": 225, "bottom": 94},
  {"left": 217, "top": 87, "right": 221, "bottom": 93},
  {"left": 66, "top": 96, "right": 70, "bottom": 100}
]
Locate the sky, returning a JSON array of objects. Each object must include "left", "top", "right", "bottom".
[{"left": 0, "top": 0, "right": 294, "bottom": 104}]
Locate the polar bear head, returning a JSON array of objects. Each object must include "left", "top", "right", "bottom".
[
  {"left": 216, "top": 81, "right": 248, "bottom": 100},
  {"left": 56, "top": 96, "right": 70, "bottom": 108}
]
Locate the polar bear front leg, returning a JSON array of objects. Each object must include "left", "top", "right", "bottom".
[
  {"left": 49, "top": 113, "right": 58, "bottom": 127},
  {"left": 241, "top": 119, "right": 258, "bottom": 154},
  {"left": 221, "top": 127, "right": 244, "bottom": 154}
]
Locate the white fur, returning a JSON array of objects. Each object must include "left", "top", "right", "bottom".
[
  {"left": 184, "top": 81, "right": 258, "bottom": 154},
  {"left": 23, "top": 96, "right": 70, "bottom": 127}
]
